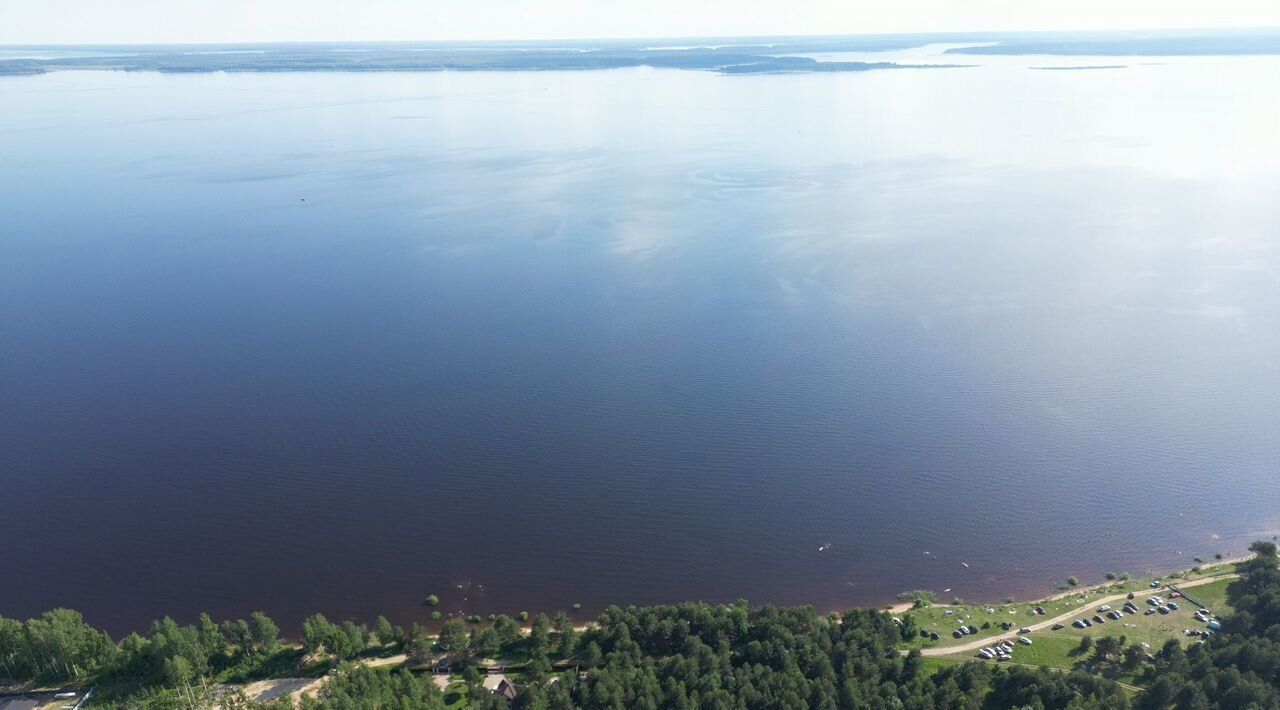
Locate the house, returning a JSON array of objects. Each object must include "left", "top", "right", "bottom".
[
  {"left": 494, "top": 679, "right": 519, "bottom": 701},
  {"left": 483, "top": 675, "right": 520, "bottom": 701}
]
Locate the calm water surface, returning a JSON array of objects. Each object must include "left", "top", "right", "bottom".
[{"left": 1, "top": 54, "right": 1278, "bottom": 635}]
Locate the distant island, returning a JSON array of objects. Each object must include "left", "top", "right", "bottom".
[
  {"left": 1, "top": 542, "right": 1277, "bottom": 709},
  {"left": 0, "top": 40, "right": 964, "bottom": 76}
]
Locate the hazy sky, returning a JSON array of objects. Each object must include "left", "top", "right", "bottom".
[{"left": 2, "top": 0, "right": 1278, "bottom": 44}]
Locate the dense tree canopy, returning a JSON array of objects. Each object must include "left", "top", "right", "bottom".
[{"left": 1134, "top": 541, "right": 1280, "bottom": 709}]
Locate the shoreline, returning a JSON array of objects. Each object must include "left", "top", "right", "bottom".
[{"left": 877, "top": 553, "right": 1254, "bottom": 616}]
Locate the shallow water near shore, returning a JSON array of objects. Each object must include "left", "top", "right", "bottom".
[{"left": 1, "top": 49, "right": 1278, "bottom": 635}]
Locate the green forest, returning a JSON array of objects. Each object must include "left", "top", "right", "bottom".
[{"left": 2, "top": 542, "right": 1277, "bottom": 709}]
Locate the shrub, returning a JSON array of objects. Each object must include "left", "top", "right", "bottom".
[{"left": 896, "top": 590, "right": 938, "bottom": 609}]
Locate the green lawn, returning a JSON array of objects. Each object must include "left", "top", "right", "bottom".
[
  {"left": 442, "top": 681, "right": 469, "bottom": 709},
  {"left": 900, "top": 564, "right": 1237, "bottom": 653},
  {"left": 922, "top": 577, "right": 1237, "bottom": 685},
  {"left": 1031, "top": 578, "right": 1232, "bottom": 651}
]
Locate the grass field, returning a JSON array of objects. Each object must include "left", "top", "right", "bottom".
[
  {"left": 901, "top": 563, "right": 1236, "bottom": 653},
  {"left": 915, "top": 575, "right": 1236, "bottom": 685}
]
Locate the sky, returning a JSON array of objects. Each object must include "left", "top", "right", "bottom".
[{"left": 1, "top": 0, "right": 1278, "bottom": 45}]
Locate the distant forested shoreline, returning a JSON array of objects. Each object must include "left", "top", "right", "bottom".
[{"left": 2, "top": 29, "right": 1278, "bottom": 76}]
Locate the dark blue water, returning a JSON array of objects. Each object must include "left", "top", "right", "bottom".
[{"left": 1, "top": 58, "right": 1278, "bottom": 635}]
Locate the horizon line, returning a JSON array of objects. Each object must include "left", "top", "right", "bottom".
[{"left": 3, "top": 24, "right": 1278, "bottom": 49}]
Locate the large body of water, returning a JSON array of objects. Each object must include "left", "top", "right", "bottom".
[{"left": 2, "top": 44, "right": 1278, "bottom": 635}]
